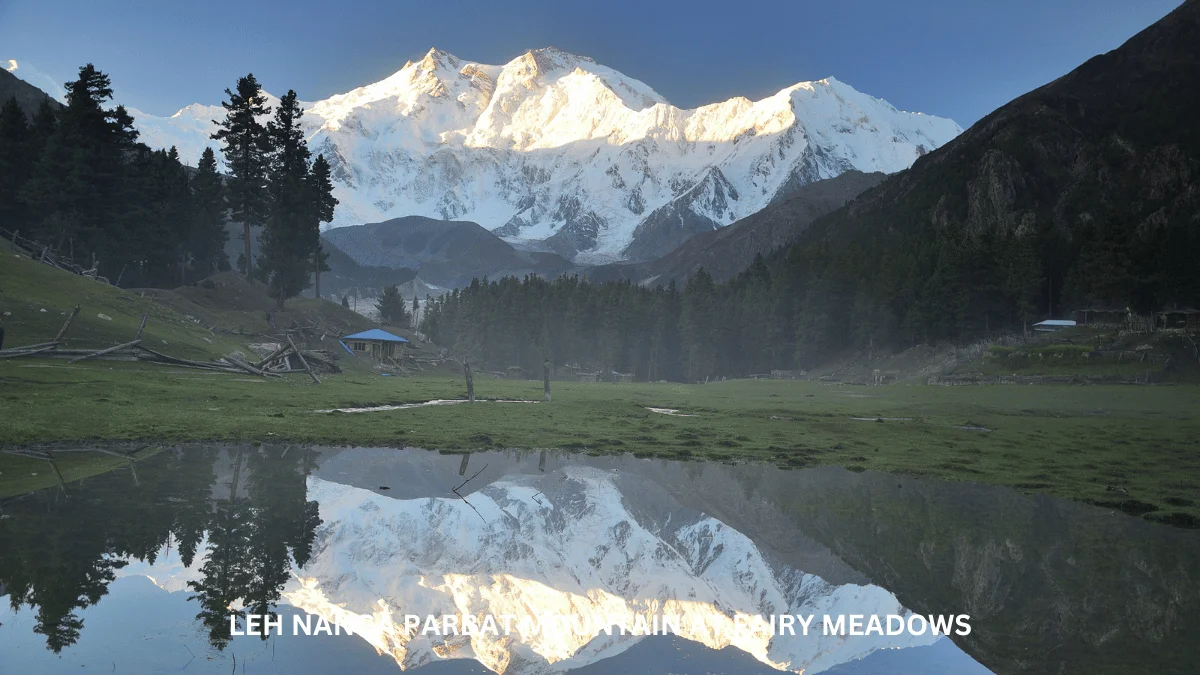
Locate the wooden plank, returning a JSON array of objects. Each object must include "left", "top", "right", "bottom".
[
  {"left": 288, "top": 335, "right": 320, "bottom": 384},
  {"left": 134, "top": 313, "right": 148, "bottom": 340},
  {"left": 67, "top": 339, "right": 140, "bottom": 364}
]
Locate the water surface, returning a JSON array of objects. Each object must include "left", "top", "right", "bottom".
[{"left": 1, "top": 446, "right": 1196, "bottom": 674}]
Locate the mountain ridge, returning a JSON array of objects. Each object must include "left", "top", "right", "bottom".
[{"left": 125, "top": 47, "right": 961, "bottom": 262}]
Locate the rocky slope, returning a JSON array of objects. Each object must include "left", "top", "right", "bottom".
[
  {"left": 321, "top": 216, "right": 577, "bottom": 289},
  {"left": 129, "top": 47, "right": 960, "bottom": 263},
  {"left": 590, "top": 170, "right": 887, "bottom": 285},
  {"left": 0, "top": 68, "right": 61, "bottom": 117}
]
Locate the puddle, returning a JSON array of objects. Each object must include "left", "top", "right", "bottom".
[
  {"left": 647, "top": 407, "right": 697, "bottom": 417},
  {"left": 1, "top": 447, "right": 1196, "bottom": 674},
  {"left": 953, "top": 425, "right": 993, "bottom": 432},
  {"left": 313, "top": 399, "right": 538, "bottom": 414}
]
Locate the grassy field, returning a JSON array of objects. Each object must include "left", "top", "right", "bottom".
[
  {"left": 0, "top": 237, "right": 373, "bottom": 360},
  {"left": 3, "top": 237, "right": 1199, "bottom": 527},
  {"left": 1, "top": 358, "right": 1197, "bottom": 526}
]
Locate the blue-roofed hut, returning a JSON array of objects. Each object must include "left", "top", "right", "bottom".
[{"left": 341, "top": 328, "right": 410, "bottom": 361}]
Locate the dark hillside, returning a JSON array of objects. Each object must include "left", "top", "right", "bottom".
[{"left": 785, "top": 0, "right": 1199, "bottom": 352}]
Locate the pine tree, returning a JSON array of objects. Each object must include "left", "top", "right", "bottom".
[
  {"left": 376, "top": 285, "right": 409, "bottom": 325},
  {"left": 0, "top": 97, "right": 31, "bottom": 228},
  {"left": 131, "top": 146, "right": 192, "bottom": 286},
  {"left": 307, "top": 154, "right": 338, "bottom": 299},
  {"left": 412, "top": 295, "right": 420, "bottom": 327},
  {"left": 259, "top": 90, "right": 313, "bottom": 307},
  {"left": 188, "top": 147, "right": 228, "bottom": 276},
  {"left": 341, "top": 295, "right": 350, "bottom": 309},
  {"left": 29, "top": 99, "right": 58, "bottom": 155},
  {"left": 23, "top": 64, "right": 138, "bottom": 274},
  {"left": 212, "top": 74, "right": 270, "bottom": 282}
]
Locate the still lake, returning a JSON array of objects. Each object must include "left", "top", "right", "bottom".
[{"left": 1, "top": 446, "right": 1197, "bottom": 674}]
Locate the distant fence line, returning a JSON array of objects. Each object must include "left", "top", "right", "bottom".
[{"left": 0, "top": 226, "right": 111, "bottom": 285}]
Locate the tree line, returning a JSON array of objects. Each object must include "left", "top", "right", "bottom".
[
  {"left": 0, "top": 64, "right": 336, "bottom": 305},
  {"left": 420, "top": 209, "right": 1198, "bottom": 382}
]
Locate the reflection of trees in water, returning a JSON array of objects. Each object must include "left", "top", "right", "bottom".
[
  {"left": 0, "top": 447, "right": 320, "bottom": 653},
  {"left": 188, "top": 447, "right": 322, "bottom": 649}
]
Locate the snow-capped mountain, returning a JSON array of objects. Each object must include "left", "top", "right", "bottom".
[
  {"left": 131, "top": 47, "right": 961, "bottom": 262},
  {"left": 281, "top": 469, "right": 939, "bottom": 674}
]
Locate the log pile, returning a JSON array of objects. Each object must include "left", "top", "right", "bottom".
[{"left": 0, "top": 304, "right": 331, "bottom": 381}]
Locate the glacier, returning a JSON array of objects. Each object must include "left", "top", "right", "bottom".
[{"left": 130, "top": 47, "right": 960, "bottom": 263}]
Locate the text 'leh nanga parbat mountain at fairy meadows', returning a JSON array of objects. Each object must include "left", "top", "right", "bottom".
[{"left": 130, "top": 46, "right": 961, "bottom": 263}]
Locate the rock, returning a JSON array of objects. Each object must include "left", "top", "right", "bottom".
[{"left": 97, "top": 313, "right": 112, "bottom": 321}]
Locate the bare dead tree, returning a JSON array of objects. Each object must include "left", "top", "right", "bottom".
[{"left": 452, "top": 462, "right": 488, "bottom": 521}]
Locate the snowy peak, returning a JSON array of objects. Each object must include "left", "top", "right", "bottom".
[
  {"left": 283, "top": 468, "right": 939, "bottom": 674},
  {"left": 130, "top": 48, "right": 961, "bottom": 264}
]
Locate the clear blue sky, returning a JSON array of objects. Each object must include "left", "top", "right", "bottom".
[{"left": 0, "top": 0, "right": 1184, "bottom": 126}]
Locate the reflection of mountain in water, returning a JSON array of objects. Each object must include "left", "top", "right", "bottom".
[
  {"left": 289, "top": 467, "right": 938, "bottom": 673},
  {"left": 3, "top": 446, "right": 1197, "bottom": 674},
  {"left": 310, "top": 448, "right": 1200, "bottom": 675}
]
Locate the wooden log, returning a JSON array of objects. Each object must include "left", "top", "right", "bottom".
[
  {"left": 543, "top": 359, "right": 551, "bottom": 402},
  {"left": 134, "top": 313, "right": 148, "bottom": 340},
  {"left": 142, "top": 360, "right": 243, "bottom": 374},
  {"left": 288, "top": 335, "right": 321, "bottom": 384},
  {"left": 0, "top": 345, "right": 58, "bottom": 359},
  {"left": 224, "top": 353, "right": 277, "bottom": 377},
  {"left": 253, "top": 343, "right": 293, "bottom": 369},
  {"left": 53, "top": 305, "right": 81, "bottom": 342},
  {"left": 3, "top": 448, "right": 52, "bottom": 460},
  {"left": 464, "top": 360, "right": 474, "bottom": 403},
  {"left": 67, "top": 339, "right": 141, "bottom": 363},
  {"left": 0, "top": 341, "right": 60, "bottom": 354},
  {"left": 134, "top": 346, "right": 243, "bottom": 372}
]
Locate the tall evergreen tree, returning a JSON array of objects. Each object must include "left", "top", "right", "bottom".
[
  {"left": 212, "top": 74, "right": 270, "bottom": 282},
  {"left": 0, "top": 97, "right": 31, "bottom": 229},
  {"left": 376, "top": 285, "right": 409, "bottom": 325},
  {"left": 28, "top": 99, "right": 59, "bottom": 155},
  {"left": 187, "top": 147, "right": 229, "bottom": 277},
  {"left": 23, "top": 64, "right": 138, "bottom": 271},
  {"left": 308, "top": 154, "right": 338, "bottom": 299},
  {"left": 259, "top": 90, "right": 314, "bottom": 307}
]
